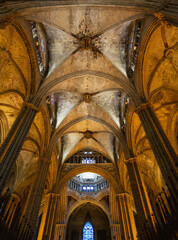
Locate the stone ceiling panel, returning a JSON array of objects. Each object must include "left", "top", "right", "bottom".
[
  {"left": 62, "top": 133, "right": 84, "bottom": 162},
  {"left": 63, "top": 119, "right": 111, "bottom": 135},
  {"left": 57, "top": 101, "right": 119, "bottom": 133},
  {"left": 63, "top": 137, "right": 111, "bottom": 163},
  {"left": 93, "top": 132, "right": 115, "bottom": 161},
  {"left": 24, "top": 6, "right": 142, "bottom": 36},
  {"left": 48, "top": 75, "right": 122, "bottom": 96},
  {"left": 93, "top": 90, "right": 124, "bottom": 128},
  {"left": 45, "top": 50, "right": 124, "bottom": 83},
  {"left": 43, "top": 23, "right": 79, "bottom": 76},
  {"left": 54, "top": 91, "right": 83, "bottom": 129},
  {"left": 94, "top": 21, "right": 131, "bottom": 76}
]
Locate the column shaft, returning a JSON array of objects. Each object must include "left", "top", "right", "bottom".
[
  {"left": 0, "top": 105, "right": 39, "bottom": 194},
  {"left": 2, "top": 193, "right": 20, "bottom": 228},
  {"left": 118, "top": 193, "right": 137, "bottom": 240},
  {"left": 136, "top": 103, "right": 178, "bottom": 202},
  {"left": 17, "top": 158, "right": 50, "bottom": 240},
  {"left": 37, "top": 193, "right": 60, "bottom": 240},
  {"left": 110, "top": 224, "right": 121, "bottom": 240},
  {"left": 54, "top": 224, "right": 66, "bottom": 240},
  {"left": 110, "top": 187, "right": 121, "bottom": 240},
  {"left": 125, "top": 158, "right": 157, "bottom": 239}
]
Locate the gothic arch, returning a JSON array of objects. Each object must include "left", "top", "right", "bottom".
[{"left": 65, "top": 199, "right": 111, "bottom": 225}]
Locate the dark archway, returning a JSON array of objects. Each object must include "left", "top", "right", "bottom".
[{"left": 66, "top": 203, "right": 111, "bottom": 240}]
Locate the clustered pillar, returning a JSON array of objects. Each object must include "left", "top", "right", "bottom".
[
  {"left": 118, "top": 193, "right": 137, "bottom": 240},
  {"left": 37, "top": 193, "right": 60, "bottom": 240},
  {"left": 2, "top": 193, "right": 20, "bottom": 228},
  {"left": 54, "top": 224, "right": 67, "bottom": 240},
  {"left": 125, "top": 157, "right": 157, "bottom": 239},
  {"left": 110, "top": 186, "right": 121, "bottom": 240},
  {"left": 135, "top": 102, "right": 178, "bottom": 203},
  {"left": 17, "top": 157, "right": 50, "bottom": 240},
  {"left": 54, "top": 186, "right": 67, "bottom": 240},
  {"left": 0, "top": 102, "right": 40, "bottom": 195}
]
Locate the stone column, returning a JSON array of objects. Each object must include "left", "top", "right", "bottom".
[
  {"left": 54, "top": 224, "right": 67, "bottom": 240},
  {"left": 54, "top": 186, "right": 67, "bottom": 240},
  {"left": 2, "top": 193, "right": 20, "bottom": 228},
  {"left": 118, "top": 193, "right": 137, "bottom": 240},
  {"left": 125, "top": 157, "right": 157, "bottom": 239},
  {"left": 110, "top": 224, "right": 121, "bottom": 240},
  {"left": 17, "top": 157, "right": 50, "bottom": 240},
  {"left": 135, "top": 103, "right": 178, "bottom": 202},
  {"left": 110, "top": 186, "right": 121, "bottom": 240},
  {"left": 37, "top": 193, "right": 60, "bottom": 240},
  {"left": 0, "top": 102, "right": 40, "bottom": 194}
]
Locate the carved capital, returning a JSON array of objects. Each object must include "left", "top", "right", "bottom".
[
  {"left": 22, "top": 102, "right": 40, "bottom": 112},
  {"left": 47, "top": 192, "right": 60, "bottom": 198},
  {"left": 117, "top": 192, "right": 130, "bottom": 198},
  {"left": 56, "top": 223, "right": 67, "bottom": 228}
]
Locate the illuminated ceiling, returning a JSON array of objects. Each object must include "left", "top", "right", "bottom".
[{"left": 0, "top": 4, "right": 177, "bottom": 200}]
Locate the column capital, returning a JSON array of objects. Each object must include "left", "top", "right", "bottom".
[
  {"left": 134, "top": 102, "right": 152, "bottom": 114},
  {"left": 22, "top": 101, "right": 40, "bottom": 112},
  {"left": 117, "top": 192, "right": 130, "bottom": 198},
  {"left": 124, "top": 157, "right": 137, "bottom": 164},
  {"left": 110, "top": 224, "right": 120, "bottom": 228},
  {"left": 47, "top": 192, "right": 60, "bottom": 198},
  {"left": 56, "top": 223, "right": 67, "bottom": 228}
]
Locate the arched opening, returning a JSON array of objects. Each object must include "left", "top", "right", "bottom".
[
  {"left": 83, "top": 221, "right": 94, "bottom": 240},
  {"left": 66, "top": 202, "right": 111, "bottom": 240}
]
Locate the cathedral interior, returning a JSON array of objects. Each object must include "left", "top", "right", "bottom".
[{"left": 0, "top": 1, "right": 178, "bottom": 240}]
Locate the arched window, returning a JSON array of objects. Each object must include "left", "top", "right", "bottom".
[{"left": 83, "top": 221, "right": 94, "bottom": 240}]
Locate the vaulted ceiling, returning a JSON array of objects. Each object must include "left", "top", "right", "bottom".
[{"left": 0, "top": 4, "right": 177, "bottom": 202}]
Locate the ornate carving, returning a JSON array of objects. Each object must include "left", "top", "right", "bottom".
[
  {"left": 80, "top": 36, "right": 93, "bottom": 50},
  {"left": 164, "top": 48, "right": 174, "bottom": 59},
  {"left": 84, "top": 130, "right": 93, "bottom": 139},
  {"left": 83, "top": 93, "right": 92, "bottom": 103}
]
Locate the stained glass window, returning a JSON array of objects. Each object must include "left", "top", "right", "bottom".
[{"left": 83, "top": 221, "right": 94, "bottom": 240}]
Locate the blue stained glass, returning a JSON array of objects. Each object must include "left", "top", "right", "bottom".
[{"left": 83, "top": 221, "right": 94, "bottom": 240}]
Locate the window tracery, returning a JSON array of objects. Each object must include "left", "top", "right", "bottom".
[{"left": 83, "top": 221, "right": 94, "bottom": 240}]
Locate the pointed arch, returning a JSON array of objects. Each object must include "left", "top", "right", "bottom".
[{"left": 83, "top": 221, "right": 94, "bottom": 240}]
